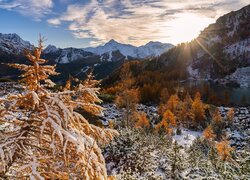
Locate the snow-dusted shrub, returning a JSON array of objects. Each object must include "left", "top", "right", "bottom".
[
  {"left": 235, "top": 149, "right": 250, "bottom": 179},
  {"left": 186, "top": 137, "right": 249, "bottom": 179},
  {"left": 0, "top": 38, "right": 118, "bottom": 179},
  {"left": 104, "top": 128, "right": 189, "bottom": 179},
  {"left": 176, "top": 127, "right": 182, "bottom": 135}
]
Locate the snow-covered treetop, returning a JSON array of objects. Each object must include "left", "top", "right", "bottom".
[{"left": 0, "top": 37, "right": 118, "bottom": 179}]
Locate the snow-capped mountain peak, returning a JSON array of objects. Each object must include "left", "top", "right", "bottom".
[
  {"left": 43, "top": 44, "right": 58, "bottom": 54},
  {"left": 106, "top": 39, "right": 119, "bottom": 45},
  {"left": 138, "top": 41, "right": 174, "bottom": 57},
  {"left": 0, "top": 33, "right": 174, "bottom": 64},
  {"left": 84, "top": 39, "right": 174, "bottom": 58},
  {"left": 0, "top": 33, "right": 33, "bottom": 54}
]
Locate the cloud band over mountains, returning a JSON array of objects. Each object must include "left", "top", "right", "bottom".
[{"left": 0, "top": 0, "right": 249, "bottom": 46}]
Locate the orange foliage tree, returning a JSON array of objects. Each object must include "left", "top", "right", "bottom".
[
  {"left": 155, "top": 110, "right": 176, "bottom": 135},
  {"left": 167, "top": 94, "right": 180, "bottom": 113},
  {"left": 203, "top": 125, "right": 216, "bottom": 140},
  {"left": 216, "top": 140, "right": 234, "bottom": 161},
  {"left": 159, "top": 94, "right": 180, "bottom": 116},
  {"left": 7, "top": 39, "right": 58, "bottom": 92},
  {"left": 103, "top": 61, "right": 136, "bottom": 95},
  {"left": 115, "top": 88, "right": 139, "bottom": 127},
  {"left": 191, "top": 92, "right": 206, "bottom": 127},
  {"left": 212, "top": 108, "right": 223, "bottom": 124},
  {"left": 160, "top": 88, "right": 170, "bottom": 104},
  {"left": 212, "top": 108, "right": 225, "bottom": 139},
  {"left": 115, "top": 60, "right": 140, "bottom": 127},
  {"left": 135, "top": 112, "right": 150, "bottom": 129},
  {"left": 140, "top": 82, "right": 162, "bottom": 103},
  {"left": 0, "top": 38, "right": 118, "bottom": 179},
  {"left": 178, "top": 93, "right": 194, "bottom": 127}
]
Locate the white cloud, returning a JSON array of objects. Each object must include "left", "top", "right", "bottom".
[
  {"left": 0, "top": 0, "right": 54, "bottom": 21},
  {"left": 47, "top": 0, "right": 249, "bottom": 46},
  {"left": 47, "top": 18, "right": 61, "bottom": 26}
]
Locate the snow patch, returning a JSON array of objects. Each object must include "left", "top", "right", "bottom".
[
  {"left": 173, "top": 128, "right": 202, "bottom": 148},
  {"left": 224, "top": 38, "right": 250, "bottom": 60},
  {"left": 224, "top": 67, "right": 250, "bottom": 87},
  {"left": 187, "top": 65, "right": 199, "bottom": 78},
  {"left": 59, "top": 55, "right": 69, "bottom": 64},
  {"left": 108, "top": 51, "right": 112, "bottom": 62}
]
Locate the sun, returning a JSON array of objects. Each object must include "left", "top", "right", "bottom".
[{"left": 164, "top": 13, "right": 215, "bottom": 45}]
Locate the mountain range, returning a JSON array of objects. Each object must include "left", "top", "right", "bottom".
[
  {"left": 0, "top": 33, "right": 173, "bottom": 81},
  {"left": 84, "top": 40, "right": 173, "bottom": 60},
  {"left": 0, "top": 33, "right": 173, "bottom": 63},
  {"left": 43, "top": 39, "right": 173, "bottom": 63},
  {"left": 0, "top": 33, "right": 174, "bottom": 80},
  {"left": 1, "top": 4, "right": 250, "bottom": 86}
]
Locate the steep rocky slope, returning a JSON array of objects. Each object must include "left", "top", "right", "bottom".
[{"left": 105, "top": 4, "right": 250, "bottom": 88}]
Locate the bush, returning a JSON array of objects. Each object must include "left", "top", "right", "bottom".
[
  {"left": 104, "top": 128, "right": 189, "bottom": 179},
  {"left": 176, "top": 127, "right": 182, "bottom": 135}
]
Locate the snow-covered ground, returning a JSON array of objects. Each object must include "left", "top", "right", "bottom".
[
  {"left": 102, "top": 103, "right": 159, "bottom": 125},
  {"left": 187, "top": 65, "right": 199, "bottom": 79},
  {"left": 102, "top": 103, "right": 249, "bottom": 149},
  {"left": 173, "top": 128, "right": 202, "bottom": 148},
  {"left": 0, "top": 82, "right": 23, "bottom": 97},
  {"left": 103, "top": 104, "right": 203, "bottom": 148}
]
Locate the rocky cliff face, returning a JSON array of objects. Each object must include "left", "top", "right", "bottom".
[
  {"left": 150, "top": 4, "right": 250, "bottom": 83},
  {"left": 188, "top": 4, "right": 250, "bottom": 80},
  {"left": 103, "top": 4, "right": 250, "bottom": 89},
  {"left": 0, "top": 33, "right": 33, "bottom": 55}
]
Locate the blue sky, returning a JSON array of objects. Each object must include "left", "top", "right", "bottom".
[{"left": 0, "top": 0, "right": 249, "bottom": 48}]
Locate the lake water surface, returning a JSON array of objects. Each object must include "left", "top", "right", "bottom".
[{"left": 180, "top": 80, "right": 250, "bottom": 106}]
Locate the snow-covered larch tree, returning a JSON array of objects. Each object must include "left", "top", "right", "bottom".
[{"left": 0, "top": 37, "right": 118, "bottom": 179}]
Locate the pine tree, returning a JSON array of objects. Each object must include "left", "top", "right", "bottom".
[
  {"left": 203, "top": 125, "right": 216, "bottom": 141},
  {"left": 115, "top": 62, "right": 139, "bottom": 128},
  {"left": 169, "top": 141, "right": 184, "bottom": 180},
  {"left": 63, "top": 74, "right": 78, "bottom": 91},
  {"left": 115, "top": 88, "right": 139, "bottom": 127},
  {"left": 178, "top": 93, "right": 194, "bottom": 127},
  {"left": 0, "top": 38, "right": 118, "bottom": 179},
  {"left": 191, "top": 92, "right": 206, "bottom": 128},
  {"left": 212, "top": 108, "right": 225, "bottom": 139},
  {"left": 216, "top": 140, "right": 234, "bottom": 161},
  {"left": 160, "top": 87, "right": 170, "bottom": 104},
  {"left": 155, "top": 109, "right": 176, "bottom": 135},
  {"left": 158, "top": 88, "right": 171, "bottom": 116},
  {"left": 167, "top": 94, "right": 180, "bottom": 113},
  {"left": 6, "top": 38, "right": 58, "bottom": 92},
  {"left": 135, "top": 112, "right": 150, "bottom": 129},
  {"left": 104, "top": 128, "right": 172, "bottom": 179},
  {"left": 213, "top": 108, "right": 222, "bottom": 124}
]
